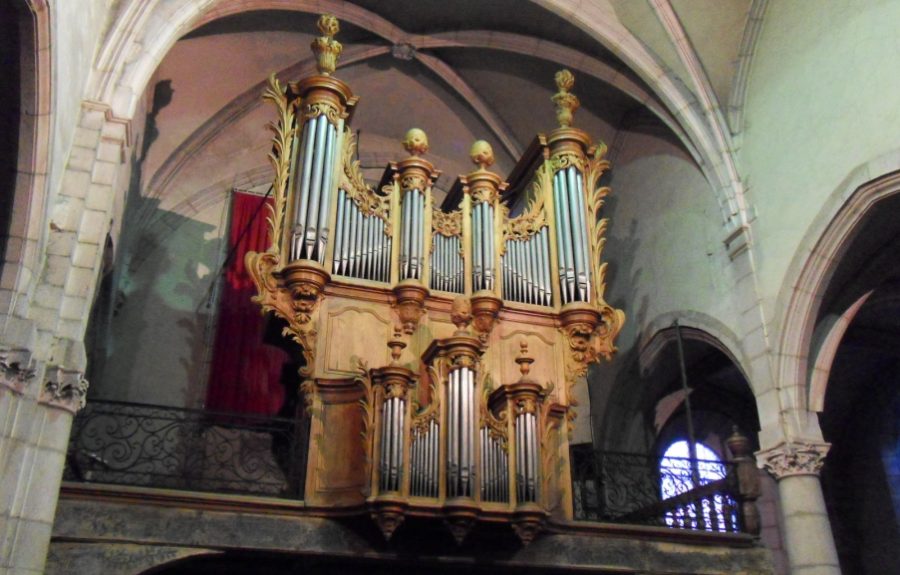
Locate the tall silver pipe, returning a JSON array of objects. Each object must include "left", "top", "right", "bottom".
[
  {"left": 448, "top": 370, "right": 457, "bottom": 493},
  {"left": 552, "top": 171, "right": 567, "bottom": 303},
  {"left": 340, "top": 196, "right": 352, "bottom": 275},
  {"left": 557, "top": 170, "right": 576, "bottom": 302},
  {"left": 540, "top": 228, "right": 551, "bottom": 305},
  {"left": 566, "top": 167, "right": 587, "bottom": 300},
  {"left": 484, "top": 204, "right": 494, "bottom": 290},
  {"left": 293, "top": 116, "right": 317, "bottom": 260},
  {"left": 513, "top": 242, "right": 519, "bottom": 300},
  {"left": 520, "top": 240, "right": 528, "bottom": 302},
  {"left": 401, "top": 193, "right": 411, "bottom": 278},
  {"left": 333, "top": 190, "right": 345, "bottom": 274},
  {"left": 418, "top": 192, "right": 425, "bottom": 280},
  {"left": 383, "top": 397, "right": 393, "bottom": 489},
  {"left": 347, "top": 207, "right": 356, "bottom": 277},
  {"left": 428, "top": 421, "right": 440, "bottom": 497},
  {"left": 316, "top": 125, "right": 336, "bottom": 261},
  {"left": 459, "top": 368, "right": 468, "bottom": 494},
  {"left": 472, "top": 203, "right": 482, "bottom": 289},
  {"left": 528, "top": 234, "right": 541, "bottom": 304},
  {"left": 526, "top": 237, "right": 536, "bottom": 304},
  {"left": 379, "top": 391, "right": 388, "bottom": 486},
  {"left": 397, "top": 398, "right": 405, "bottom": 490},
  {"left": 409, "top": 192, "right": 419, "bottom": 279},
  {"left": 367, "top": 215, "right": 376, "bottom": 280},
  {"left": 515, "top": 414, "right": 522, "bottom": 500},
  {"left": 304, "top": 118, "right": 329, "bottom": 258},
  {"left": 412, "top": 431, "right": 419, "bottom": 494},
  {"left": 575, "top": 171, "right": 591, "bottom": 300}
]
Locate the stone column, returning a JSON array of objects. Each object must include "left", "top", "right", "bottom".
[
  {"left": 757, "top": 440, "right": 840, "bottom": 575},
  {"left": 0, "top": 348, "right": 87, "bottom": 575}
]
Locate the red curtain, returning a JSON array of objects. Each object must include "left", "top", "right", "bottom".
[{"left": 205, "top": 191, "right": 287, "bottom": 415}]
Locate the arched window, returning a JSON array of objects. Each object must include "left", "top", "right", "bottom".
[{"left": 659, "top": 440, "right": 733, "bottom": 530}]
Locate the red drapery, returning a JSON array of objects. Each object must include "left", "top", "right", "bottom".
[{"left": 205, "top": 191, "right": 287, "bottom": 415}]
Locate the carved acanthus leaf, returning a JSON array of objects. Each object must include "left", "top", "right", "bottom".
[
  {"left": 40, "top": 367, "right": 89, "bottom": 413},
  {"left": 245, "top": 251, "right": 320, "bottom": 377},
  {"left": 340, "top": 129, "right": 392, "bottom": 235},
  {"left": 262, "top": 74, "right": 296, "bottom": 254}
]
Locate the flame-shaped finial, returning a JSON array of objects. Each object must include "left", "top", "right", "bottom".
[
  {"left": 515, "top": 339, "right": 535, "bottom": 379},
  {"left": 552, "top": 69, "right": 580, "bottom": 128},
  {"left": 402, "top": 128, "right": 429, "bottom": 156},
  {"left": 312, "top": 14, "right": 343, "bottom": 75},
  {"left": 469, "top": 140, "right": 495, "bottom": 170}
]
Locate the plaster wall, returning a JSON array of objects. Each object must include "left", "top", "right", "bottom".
[
  {"left": 741, "top": 0, "right": 900, "bottom": 324},
  {"left": 587, "top": 124, "right": 736, "bottom": 451}
]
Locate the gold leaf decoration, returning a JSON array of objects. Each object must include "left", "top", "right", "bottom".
[{"left": 262, "top": 74, "right": 296, "bottom": 254}]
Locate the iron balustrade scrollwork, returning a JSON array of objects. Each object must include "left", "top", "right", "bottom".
[
  {"left": 571, "top": 447, "right": 744, "bottom": 533},
  {"left": 64, "top": 400, "right": 310, "bottom": 499}
]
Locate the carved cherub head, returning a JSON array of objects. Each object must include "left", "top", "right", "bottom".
[{"left": 450, "top": 296, "right": 473, "bottom": 334}]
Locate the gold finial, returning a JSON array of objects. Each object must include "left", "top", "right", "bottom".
[
  {"left": 515, "top": 339, "right": 535, "bottom": 379},
  {"left": 402, "top": 128, "right": 429, "bottom": 156},
  {"left": 388, "top": 327, "right": 406, "bottom": 365},
  {"left": 312, "top": 14, "right": 343, "bottom": 75},
  {"left": 552, "top": 69, "right": 580, "bottom": 128},
  {"left": 469, "top": 140, "right": 495, "bottom": 170}
]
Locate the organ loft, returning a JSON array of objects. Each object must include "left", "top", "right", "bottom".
[{"left": 246, "top": 14, "right": 626, "bottom": 544}]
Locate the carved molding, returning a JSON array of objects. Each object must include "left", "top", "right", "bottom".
[
  {"left": 756, "top": 440, "right": 831, "bottom": 479},
  {"left": 0, "top": 348, "right": 36, "bottom": 395},
  {"left": 432, "top": 208, "right": 462, "bottom": 238},
  {"left": 40, "top": 366, "right": 88, "bottom": 413},
  {"left": 261, "top": 74, "right": 295, "bottom": 255},
  {"left": 245, "top": 254, "right": 326, "bottom": 377}
]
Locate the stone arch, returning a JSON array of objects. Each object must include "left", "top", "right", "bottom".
[
  {"left": 1, "top": 0, "right": 52, "bottom": 325},
  {"left": 773, "top": 158, "right": 900, "bottom": 436}
]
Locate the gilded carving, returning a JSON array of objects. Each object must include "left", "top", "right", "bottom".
[
  {"left": 551, "top": 69, "right": 579, "bottom": 128},
  {"left": 261, "top": 74, "right": 296, "bottom": 254},
  {"left": 341, "top": 129, "right": 392, "bottom": 234},
  {"left": 400, "top": 174, "right": 427, "bottom": 193},
  {"left": 245, "top": 252, "right": 321, "bottom": 377},
  {"left": 355, "top": 358, "right": 376, "bottom": 485},
  {"left": 431, "top": 208, "right": 462, "bottom": 239},
  {"left": 584, "top": 142, "right": 613, "bottom": 303},
  {"left": 300, "top": 101, "right": 343, "bottom": 126},
  {"left": 311, "top": 14, "right": 342, "bottom": 76},
  {"left": 402, "top": 128, "right": 429, "bottom": 157}
]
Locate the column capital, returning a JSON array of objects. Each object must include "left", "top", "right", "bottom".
[
  {"left": 0, "top": 348, "right": 37, "bottom": 395},
  {"left": 39, "top": 365, "right": 89, "bottom": 414},
  {"left": 756, "top": 439, "right": 830, "bottom": 479}
]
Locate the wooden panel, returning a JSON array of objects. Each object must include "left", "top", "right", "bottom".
[
  {"left": 496, "top": 326, "right": 562, "bottom": 390},
  {"left": 322, "top": 300, "right": 392, "bottom": 374}
]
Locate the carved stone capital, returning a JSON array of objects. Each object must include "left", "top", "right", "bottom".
[
  {"left": 756, "top": 440, "right": 831, "bottom": 479},
  {"left": 0, "top": 348, "right": 37, "bottom": 395},
  {"left": 40, "top": 366, "right": 88, "bottom": 413}
]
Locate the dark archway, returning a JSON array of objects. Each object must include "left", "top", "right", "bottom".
[{"left": 813, "top": 192, "right": 900, "bottom": 574}]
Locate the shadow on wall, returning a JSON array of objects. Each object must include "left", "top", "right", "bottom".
[
  {"left": 585, "top": 185, "right": 652, "bottom": 453},
  {"left": 87, "top": 80, "right": 225, "bottom": 408}
]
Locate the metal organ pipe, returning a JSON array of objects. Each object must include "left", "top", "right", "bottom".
[{"left": 575, "top": 170, "right": 591, "bottom": 300}]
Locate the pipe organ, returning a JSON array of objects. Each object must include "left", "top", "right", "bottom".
[{"left": 247, "top": 15, "right": 624, "bottom": 546}]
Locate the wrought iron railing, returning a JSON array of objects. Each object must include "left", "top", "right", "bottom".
[
  {"left": 64, "top": 400, "right": 309, "bottom": 499},
  {"left": 571, "top": 448, "right": 745, "bottom": 533}
]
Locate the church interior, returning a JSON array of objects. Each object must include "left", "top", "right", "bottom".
[{"left": 1, "top": 1, "right": 899, "bottom": 574}]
